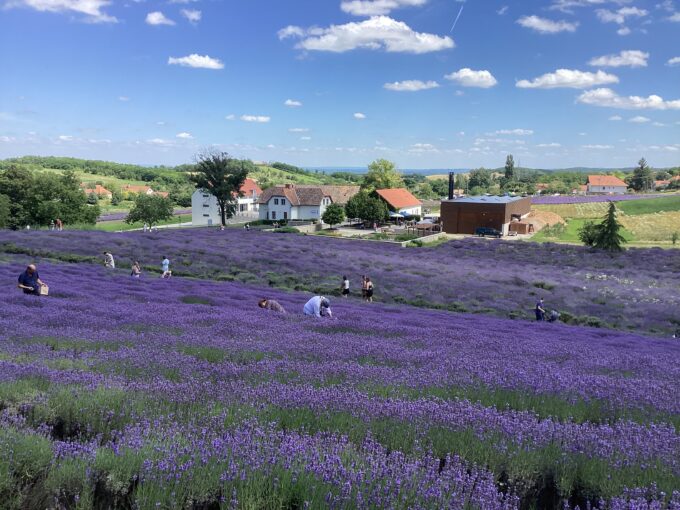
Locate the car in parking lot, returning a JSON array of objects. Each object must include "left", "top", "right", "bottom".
[{"left": 474, "top": 227, "right": 502, "bottom": 238}]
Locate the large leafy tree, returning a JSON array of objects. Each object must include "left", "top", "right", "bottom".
[
  {"left": 125, "top": 194, "right": 174, "bottom": 227},
  {"left": 191, "top": 151, "right": 252, "bottom": 226},
  {"left": 468, "top": 168, "right": 492, "bottom": 190},
  {"left": 345, "top": 191, "right": 389, "bottom": 224},
  {"left": 321, "top": 203, "right": 346, "bottom": 228},
  {"left": 362, "top": 159, "right": 404, "bottom": 192},
  {"left": 629, "top": 158, "right": 654, "bottom": 192}
]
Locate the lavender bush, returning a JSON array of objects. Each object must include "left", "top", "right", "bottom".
[
  {"left": 1, "top": 229, "right": 678, "bottom": 336},
  {"left": 0, "top": 258, "right": 679, "bottom": 508},
  {"left": 532, "top": 195, "right": 668, "bottom": 205}
]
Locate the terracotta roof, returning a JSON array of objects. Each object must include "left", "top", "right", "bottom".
[
  {"left": 376, "top": 188, "right": 422, "bottom": 209},
  {"left": 156, "top": 191, "right": 170, "bottom": 198},
  {"left": 259, "top": 184, "right": 358, "bottom": 206},
  {"left": 587, "top": 175, "right": 627, "bottom": 187},
  {"left": 82, "top": 184, "right": 112, "bottom": 196},
  {"left": 240, "top": 178, "right": 262, "bottom": 198},
  {"left": 316, "top": 185, "right": 360, "bottom": 205},
  {"left": 671, "top": 175, "right": 680, "bottom": 182},
  {"left": 123, "top": 185, "right": 153, "bottom": 193}
]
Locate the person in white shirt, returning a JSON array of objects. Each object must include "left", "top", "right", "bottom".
[
  {"left": 303, "top": 296, "right": 332, "bottom": 318},
  {"left": 161, "top": 256, "right": 171, "bottom": 278},
  {"left": 104, "top": 252, "right": 115, "bottom": 269},
  {"left": 341, "top": 276, "right": 350, "bottom": 298}
]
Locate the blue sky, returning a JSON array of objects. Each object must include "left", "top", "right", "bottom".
[{"left": 1, "top": 0, "right": 679, "bottom": 169}]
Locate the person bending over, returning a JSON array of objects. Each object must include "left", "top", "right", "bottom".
[
  {"left": 303, "top": 296, "right": 333, "bottom": 318},
  {"left": 18, "top": 264, "right": 46, "bottom": 296},
  {"left": 259, "top": 298, "right": 286, "bottom": 313}
]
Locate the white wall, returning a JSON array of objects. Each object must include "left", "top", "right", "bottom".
[
  {"left": 587, "top": 185, "right": 627, "bottom": 194},
  {"left": 261, "top": 197, "right": 294, "bottom": 220},
  {"left": 192, "top": 190, "right": 258, "bottom": 226},
  {"left": 398, "top": 206, "right": 422, "bottom": 216}
]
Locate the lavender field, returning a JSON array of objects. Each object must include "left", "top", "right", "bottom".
[
  {"left": 531, "top": 195, "right": 669, "bottom": 205},
  {"left": 1, "top": 254, "right": 679, "bottom": 509},
  {"left": 1, "top": 229, "right": 679, "bottom": 336}
]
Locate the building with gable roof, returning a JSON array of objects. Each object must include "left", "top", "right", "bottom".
[
  {"left": 192, "top": 178, "right": 263, "bottom": 226},
  {"left": 586, "top": 175, "right": 628, "bottom": 195},
  {"left": 258, "top": 184, "right": 360, "bottom": 221}
]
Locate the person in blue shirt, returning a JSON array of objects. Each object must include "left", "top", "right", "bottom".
[
  {"left": 535, "top": 298, "right": 546, "bottom": 321},
  {"left": 161, "top": 256, "right": 171, "bottom": 278},
  {"left": 17, "top": 264, "right": 46, "bottom": 295}
]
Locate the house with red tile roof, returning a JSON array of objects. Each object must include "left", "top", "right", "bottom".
[
  {"left": 192, "top": 178, "right": 266, "bottom": 226},
  {"left": 80, "top": 184, "right": 113, "bottom": 199},
  {"left": 376, "top": 188, "right": 423, "bottom": 217},
  {"left": 122, "top": 185, "right": 154, "bottom": 195},
  {"left": 586, "top": 175, "right": 628, "bottom": 195}
]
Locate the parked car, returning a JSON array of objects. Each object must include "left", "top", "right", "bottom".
[{"left": 475, "top": 227, "right": 502, "bottom": 238}]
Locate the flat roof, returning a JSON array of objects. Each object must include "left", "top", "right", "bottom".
[{"left": 442, "top": 195, "right": 529, "bottom": 204}]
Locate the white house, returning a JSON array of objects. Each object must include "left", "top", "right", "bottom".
[
  {"left": 376, "top": 188, "right": 423, "bottom": 217},
  {"left": 192, "top": 178, "right": 262, "bottom": 226},
  {"left": 586, "top": 175, "right": 628, "bottom": 195},
  {"left": 258, "top": 184, "right": 359, "bottom": 221}
]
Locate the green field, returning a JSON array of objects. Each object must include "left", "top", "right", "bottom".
[{"left": 533, "top": 196, "right": 680, "bottom": 246}]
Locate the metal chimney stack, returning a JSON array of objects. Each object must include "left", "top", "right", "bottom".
[{"left": 448, "top": 171, "right": 455, "bottom": 200}]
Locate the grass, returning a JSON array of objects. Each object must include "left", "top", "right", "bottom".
[
  {"left": 91, "top": 214, "right": 191, "bottom": 232},
  {"left": 533, "top": 218, "right": 634, "bottom": 244}
]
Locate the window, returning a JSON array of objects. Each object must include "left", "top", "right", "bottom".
[
  {"left": 203, "top": 204, "right": 209, "bottom": 208},
  {"left": 283, "top": 212, "right": 288, "bottom": 220},
  {"left": 203, "top": 214, "right": 209, "bottom": 217},
  {"left": 281, "top": 199, "right": 286, "bottom": 205},
  {"left": 274, "top": 198, "right": 279, "bottom": 205},
  {"left": 202, "top": 194, "right": 210, "bottom": 198},
  {"left": 272, "top": 211, "right": 277, "bottom": 220}
]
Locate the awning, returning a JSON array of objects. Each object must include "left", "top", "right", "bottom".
[{"left": 389, "top": 212, "right": 404, "bottom": 218}]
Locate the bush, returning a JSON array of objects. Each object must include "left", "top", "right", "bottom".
[{"left": 273, "top": 227, "right": 300, "bottom": 234}]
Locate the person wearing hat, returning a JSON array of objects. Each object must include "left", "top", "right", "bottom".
[
  {"left": 303, "top": 296, "right": 333, "bottom": 318},
  {"left": 17, "top": 264, "right": 46, "bottom": 295}
]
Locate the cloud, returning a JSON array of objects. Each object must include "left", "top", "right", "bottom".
[
  {"left": 176, "top": 132, "right": 193, "bottom": 139},
  {"left": 617, "top": 26, "right": 631, "bottom": 36},
  {"left": 340, "top": 0, "right": 427, "bottom": 16},
  {"left": 284, "top": 99, "right": 303, "bottom": 107},
  {"left": 225, "top": 114, "right": 235, "bottom": 120},
  {"left": 7, "top": 0, "right": 117, "bottom": 23},
  {"left": 628, "top": 116, "right": 650, "bottom": 123},
  {"left": 409, "top": 143, "right": 438, "bottom": 153},
  {"left": 180, "top": 9, "right": 201, "bottom": 23},
  {"left": 588, "top": 50, "right": 649, "bottom": 68},
  {"left": 497, "top": 6, "right": 509, "bottom": 15},
  {"left": 609, "top": 115, "right": 622, "bottom": 121},
  {"left": 118, "top": 96, "right": 130, "bottom": 102},
  {"left": 444, "top": 68, "right": 497, "bottom": 88},
  {"left": 300, "top": 136, "right": 312, "bottom": 141},
  {"left": 354, "top": 112, "right": 367, "bottom": 119},
  {"left": 492, "top": 129, "right": 534, "bottom": 136},
  {"left": 536, "top": 142, "right": 561, "bottom": 147},
  {"left": 596, "top": 7, "right": 648, "bottom": 24},
  {"left": 278, "top": 16, "right": 454, "bottom": 54},
  {"left": 668, "top": 56, "right": 680, "bottom": 66},
  {"left": 289, "top": 128, "right": 309, "bottom": 132},
  {"left": 58, "top": 135, "right": 73, "bottom": 141},
  {"left": 582, "top": 144, "right": 614, "bottom": 149},
  {"left": 0, "top": 136, "right": 17, "bottom": 143},
  {"left": 383, "top": 80, "right": 440, "bottom": 91},
  {"left": 516, "top": 15, "right": 578, "bottom": 34},
  {"left": 670, "top": 12, "right": 680, "bottom": 21},
  {"left": 577, "top": 88, "right": 680, "bottom": 110},
  {"left": 146, "top": 11, "right": 175, "bottom": 26},
  {"left": 241, "top": 115, "right": 271, "bottom": 123},
  {"left": 516, "top": 69, "right": 618, "bottom": 89},
  {"left": 168, "top": 54, "right": 224, "bottom": 69}
]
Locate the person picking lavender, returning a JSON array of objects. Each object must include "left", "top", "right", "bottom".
[
  {"left": 17, "top": 264, "right": 47, "bottom": 296},
  {"left": 303, "top": 296, "right": 333, "bottom": 318}
]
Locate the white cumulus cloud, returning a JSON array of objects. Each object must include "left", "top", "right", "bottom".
[
  {"left": 278, "top": 16, "right": 454, "bottom": 54},
  {"left": 667, "top": 57, "right": 680, "bottom": 66},
  {"left": 577, "top": 88, "right": 680, "bottom": 110},
  {"left": 289, "top": 128, "right": 309, "bottom": 133},
  {"left": 7, "top": 0, "right": 117, "bottom": 23},
  {"left": 609, "top": 115, "right": 623, "bottom": 121},
  {"left": 596, "top": 7, "right": 648, "bottom": 24},
  {"left": 589, "top": 50, "right": 649, "bottom": 68},
  {"left": 536, "top": 142, "right": 561, "bottom": 148},
  {"left": 284, "top": 99, "right": 303, "bottom": 107},
  {"left": 383, "top": 80, "right": 440, "bottom": 91},
  {"left": 354, "top": 112, "right": 367, "bottom": 119},
  {"left": 582, "top": 144, "right": 614, "bottom": 149},
  {"left": 168, "top": 54, "right": 224, "bottom": 69},
  {"left": 628, "top": 116, "right": 650, "bottom": 123},
  {"left": 340, "top": 0, "right": 427, "bottom": 16},
  {"left": 445, "top": 68, "right": 497, "bottom": 88},
  {"left": 146, "top": 11, "right": 175, "bottom": 26},
  {"left": 241, "top": 115, "right": 271, "bottom": 123},
  {"left": 492, "top": 129, "right": 534, "bottom": 136},
  {"left": 181, "top": 9, "right": 201, "bottom": 23},
  {"left": 176, "top": 132, "right": 193, "bottom": 139},
  {"left": 517, "top": 15, "right": 578, "bottom": 34},
  {"left": 516, "top": 69, "right": 618, "bottom": 89}
]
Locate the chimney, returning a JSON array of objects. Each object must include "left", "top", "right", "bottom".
[{"left": 448, "top": 172, "right": 455, "bottom": 200}]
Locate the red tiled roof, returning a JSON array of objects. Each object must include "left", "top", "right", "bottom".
[
  {"left": 240, "top": 178, "right": 262, "bottom": 197},
  {"left": 156, "top": 191, "right": 170, "bottom": 198},
  {"left": 123, "top": 185, "right": 153, "bottom": 193},
  {"left": 587, "top": 175, "right": 627, "bottom": 187},
  {"left": 82, "top": 184, "right": 112, "bottom": 196},
  {"left": 376, "top": 188, "right": 422, "bottom": 209}
]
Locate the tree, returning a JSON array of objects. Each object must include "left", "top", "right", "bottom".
[
  {"left": 345, "top": 191, "right": 389, "bottom": 224},
  {"left": 110, "top": 189, "right": 124, "bottom": 206},
  {"left": 504, "top": 155, "right": 515, "bottom": 181},
  {"left": 594, "top": 201, "right": 626, "bottom": 252},
  {"left": 322, "top": 203, "right": 346, "bottom": 228},
  {"left": 629, "top": 158, "right": 654, "bottom": 192},
  {"left": 468, "top": 168, "right": 492, "bottom": 191},
  {"left": 125, "top": 194, "right": 174, "bottom": 227},
  {"left": 362, "top": 159, "right": 404, "bottom": 192},
  {"left": 578, "top": 202, "right": 626, "bottom": 252},
  {"left": 191, "top": 151, "right": 251, "bottom": 226},
  {"left": 87, "top": 192, "right": 99, "bottom": 205},
  {"left": 0, "top": 194, "right": 9, "bottom": 228}
]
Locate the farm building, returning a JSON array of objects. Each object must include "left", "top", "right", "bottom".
[
  {"left": 587, "top": 175, "right": 628, "bottom": 194},
  {"left": 440, "top": 196, "right": 532, "bottom": 235},
  {"left": 192, "top": 178, "right": 263, "bottom": 226},
  {"left": 80, "top": 184, "right": 112, "bottom": 199},
  {"left": 376, "top": 188, "right": 423, "bottom": 217},
  {"left": 258, "top": 184, "right": 359, "bottom": 222},
  {"left": 122, "top": 185, "right": 155, "bottom": 196}
]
